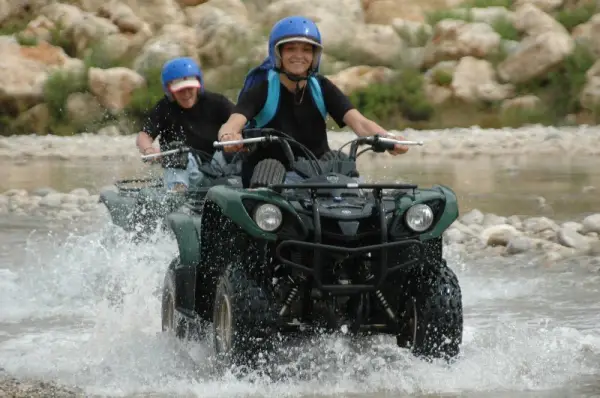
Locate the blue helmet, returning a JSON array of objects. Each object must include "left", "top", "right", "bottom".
[
  {"left": 268, "top": 16, "right": 323, "bottom": 72},
  {"left": 160, "top": 57, "right": 204, "bottom": 98}
]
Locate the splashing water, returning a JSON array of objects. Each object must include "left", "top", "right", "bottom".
[{"left": 1, "top": 218, "right": 600, "bottom": 398}]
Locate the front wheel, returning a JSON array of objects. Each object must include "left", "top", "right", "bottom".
[
  {"left": 396, "top": 263, "right": 463, "bottom": 360},
  {"left": 213, "top": 262, "right": 277, "bottom": 367},
  {"left": 161, "top": 269, "right": 187, "bottom": 339}
]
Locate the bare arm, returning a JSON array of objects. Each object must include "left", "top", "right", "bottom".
[
  {"left": 342, "top": 109, "right": 409, "bottom": 155},
  {"left": 218, "top": 113, "right": 248, "bottom": 140},
  {"left": 342, "top": 109, "right": 387, "bottom": 137},
  {"left": 136, "top": 131, "right": 157, "bottom": 155}
]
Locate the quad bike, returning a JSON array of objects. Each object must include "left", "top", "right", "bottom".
[
  {"left": 161, "top": 128, "right": 463, "bottom": 367},
  {"left": 98, "top": 143, "right": 242, "bottom": 240}
]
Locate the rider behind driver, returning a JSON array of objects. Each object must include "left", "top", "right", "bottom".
[
  {"left": 217, "top": 16, "right": 410, "bottom": 181},
  {"left": 136, "top": 57, "right": 235, "bottom": 191}
]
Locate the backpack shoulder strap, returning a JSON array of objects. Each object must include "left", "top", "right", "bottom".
[
  {"left": 253, "top": 69, "right": 280, "bottom": 128},
  {"left": 308, "top": 76, "right": 327, "bottom": 120}
]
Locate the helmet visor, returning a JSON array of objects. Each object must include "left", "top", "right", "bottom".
[
  {"left": 276, "top": 36, "right": 322, "bottom": 48},
  {"left": 169, "top": 77, "right": 201, "bottom": 92}
]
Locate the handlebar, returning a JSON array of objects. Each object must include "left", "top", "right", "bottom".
[{"left": 140, "top": 147, "right": 188, "bottom": 161}]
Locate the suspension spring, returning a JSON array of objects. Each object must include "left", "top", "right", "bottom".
[
  {"left": 279, "top": 285, "right": 299, "bottom": 316},
  {"left": 366, "top": 273, "right": 396, "bottom": 321}
]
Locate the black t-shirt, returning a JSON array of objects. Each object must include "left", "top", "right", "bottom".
[
  {"left": 142, "top": 91, "right": 234, "bottom": 156},
  {"left": 233, "top": 75, "right": 354, "bottom": 159}
]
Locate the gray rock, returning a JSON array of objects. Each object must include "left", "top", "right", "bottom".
[
  {"left": 522, "top": 216, "right": 558, "bottom": 234},
  {"left": 69, "top": 188, "right": 90, "bottom": 197},
  {"left": 581, "top": 213, "right": 600, "bottom": 234},
  {"left": 443, "top": 228, "right": 464, "bottom": 244},
  {"left": 30, "top": 187, "right": 58, "bottom": 197},
  {"left": 557, "top": 227, "right": 590, "bottom": 251},
  {"left": 506, "top": 236, "right": 534, "bottom": 255},
  {"left": 460, "top": 208, "right": 485, "bottom": 225},
  {"left": 38, "top": 193, "right": 63, "bottom": 208}
]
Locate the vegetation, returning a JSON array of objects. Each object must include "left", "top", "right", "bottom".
[{"left": 1, "top": 0, "right": 599, "bottom": 136}]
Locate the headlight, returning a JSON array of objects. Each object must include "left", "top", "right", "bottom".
[
  {"left": 253, "top": 203, "right": 283, "bottom": 232},
  {"left": 405, "top": 203, "right": 434, "bottom": 232}
]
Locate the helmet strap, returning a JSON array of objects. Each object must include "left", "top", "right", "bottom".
[{"left": 275, "top": 67, "right": 312, "bottom": 105}]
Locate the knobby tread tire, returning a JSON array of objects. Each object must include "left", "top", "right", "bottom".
[{"left": 249, "top": 159, "right": 286, "bottom": 188}]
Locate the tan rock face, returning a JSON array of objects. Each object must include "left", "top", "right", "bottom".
[
  {"left": 451, "top": 56, "right": 514, "bottom": 103},
  {"left": 132, "top": 24, "right": 199, "bottom": 72},
  {"left": 0, "top": 39, "right": 82, "bottom": 114},
  {"left": 88, "top": 67, "right": 146, "bottom": 112},
  {"left": 497, "top": 31, "right": 575, "bottom": 83},
  {"left": 496, "top": 4, "right": 574, "bottom": 84},
  {"left": 326, "top": 65, "right": 397, "bottom": 95},
  {"left": 572, "top": 14, "right": 600, "bottom": 57},
  {"left": 423, "top": 20, "right": 501, "bottom": 68}
]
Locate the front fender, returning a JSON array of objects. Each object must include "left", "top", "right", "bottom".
[
  {"left": 166, "top": 212, "right": 202, "bottom": 266},
  {"left": 394, "top": 184, "right": 459, "bottom": 241},
  {"left": 205, "top": 185, "right": 299, "bottom": 241},
  {"left": 422, "top": 184, "right": 459, "bottom": 240}
]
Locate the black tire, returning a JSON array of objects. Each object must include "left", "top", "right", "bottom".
[
  {"left": 396, "top": 263, "right": 463, "bottom": 360},
  {"left": 249, "top": 159, "right": 286, "bottom": 188},
  {"left": 213, "top": 261, "right": 277, "bottom": 367},
  {"left": 161, "top": 268, "right": 188, "bottom": 339},
  {"left": 161, "top": 259, "right": 202, "bottom": 341}
]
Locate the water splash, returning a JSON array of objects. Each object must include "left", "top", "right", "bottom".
[{"left": 0, "top": 221, "right": 599, "bottom": 397}]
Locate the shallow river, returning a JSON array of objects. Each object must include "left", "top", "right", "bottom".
[{"left": 1, "top": 154, "right": 600, "bottom": 398}]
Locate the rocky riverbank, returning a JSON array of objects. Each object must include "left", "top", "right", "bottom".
[
  {"left": 2, "top": 182, "right": 600, "bottom": 267},
  {"left": 1, "top": 0, "right": 600, "bottom": 134},
  {"left": 2, "top": 125, "right": 600, "bottom": 161},
  {"left": 0, "top": 371, "right": 86, "bottom": 397}
]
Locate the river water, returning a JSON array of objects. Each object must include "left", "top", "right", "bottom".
[{"left": 1, "top": 154, "right": 600, "bottom": 398}]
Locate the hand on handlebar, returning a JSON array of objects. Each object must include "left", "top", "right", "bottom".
[
  {"left": 141, "top": 147, "right": 161, "bottom": 163},
  {"left": 382, "top": 133, "right": 409, "bottom": 155},
  {"left": 218, "top": 131, "right": 244, "bottom": 153}
]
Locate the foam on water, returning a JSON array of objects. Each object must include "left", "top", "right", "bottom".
[{"left": 1, "top": 222, "right": 600, "bottom": 397}]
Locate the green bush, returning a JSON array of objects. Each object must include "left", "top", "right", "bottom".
[
  {"left": 515, "top": 43, "right": 595, "bottom": 123},
  {"left": 43, "top": 68, "right": 89, "bottom": 122},
  {"left": 124, "top": 66, "right": 165, "bottom": 129},
  {"left": 555, "top": 2, "right": 598, "bottom": 31},
  {"left": 461, "top": 0, "right": 511, "bottom": 7},
  {"left": 349, "top": 69, "right": 435, "bottom": 127}
]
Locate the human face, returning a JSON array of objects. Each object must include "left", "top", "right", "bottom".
[
  {"left": 279, "top": 42, "right": 314, "bottom": 76},
  {"left": 169, "top": 77, "right": 201, "bottom": 108},
  {"left": 171, "top": 87, "right": 198, "bottom": 108}
]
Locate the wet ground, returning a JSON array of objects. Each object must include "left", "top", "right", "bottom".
[{"left": 1, "top": 155, "right": 600, "bottom": 397}]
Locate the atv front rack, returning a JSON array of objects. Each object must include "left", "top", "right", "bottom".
[
  {"left": 268, "top": 182, "right": 418, "bottom": 192},
  {"left": 272, "top": 183, "right": 424, "bottom": 294}
]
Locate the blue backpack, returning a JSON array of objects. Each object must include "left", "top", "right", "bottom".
[{"left": 238, "top": 58, "right": 327, "bottom": 128}]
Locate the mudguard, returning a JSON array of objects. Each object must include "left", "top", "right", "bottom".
[
  {"left": 204, "top": 185, "right": 301, "bottom": 241},
  {"left": 98, "top": 190, "right": 136, "bottom": 230},
  {"left": 394, "top": 184, "right": 459, "bottom": 241},
  {"left": 166, "top": 212, "right": 203, "bottom": 266}
]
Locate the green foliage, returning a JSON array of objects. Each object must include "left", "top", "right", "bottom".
[
  {"left": 499, "top": 105, "right": 554, "bottom": 128},
  {"left": 491, "top": 17, "right": 520, "bottom": 41},
  {"left": 43, "top": 68, "right": 89, "bottom": 123},
  {"left": 555, "top": 2, "right": 598, "bottom": 31},
  {"left": 124, "top": 66, "right": 164, "bottom": 129},
  {"left": 432, "top": 68, "right": 453, "bottom": 86},
  {"left": 349, "top": 69, "right": 435, "bottom": 127},
  {"left": 461, "top": 0, "right": 511, "bottom": 7},
  {"left": 426, "top": 9, "right": 472, "bottom": 26}
]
